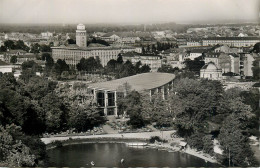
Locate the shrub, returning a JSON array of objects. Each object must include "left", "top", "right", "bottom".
[
  {"left": 53, "top": 141, "right": 63, "bottom": 148},
  {"left": 149, "top": 136, "right": 167, "bottom": 143}
]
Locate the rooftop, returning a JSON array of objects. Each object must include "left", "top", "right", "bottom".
[
  {"left": 0, "top": 60, "right": 10, "bottom": 66},
  {"left": 189, "top": 48, "right": 208, "bottom": 53},
  {"left": 88, "top": 72, "right": 175, "bottom": 91},
  {"left": 52, "top": 45, "right": 137, "bottom": 51},
  {"left": 203, "top": 36, "right": 260, "bottom": 41},
  {"left": 201, "top": 62, "right": 220, "bottom": 70},
  {"left": 102, "top": 32, "right": 152, "bottom": 38}
]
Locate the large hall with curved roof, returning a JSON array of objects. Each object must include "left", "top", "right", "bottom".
[{"left": 88, "top": 72, "right": 175, "bottom": 116}]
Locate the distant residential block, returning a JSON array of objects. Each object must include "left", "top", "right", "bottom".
[{"left": 202, "top": 37, "right": 260, "bottom": 47}]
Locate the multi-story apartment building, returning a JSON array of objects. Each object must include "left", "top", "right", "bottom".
[
  {"left": 204, "top": 52, "right": 240, "bottom": 74},
  {"left": 122, "top": 52, "right": 162, "bottom": 72},
  {"left": 202, "top": 37, "right": 260, "bottom": 47},
  {"left": 241, "top": 53, "right": 258, "bottom": 77},
  {"left": 186, "top": 38, "right": 202, "bottom": 47}
]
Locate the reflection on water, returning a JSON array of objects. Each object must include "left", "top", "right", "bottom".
[{"left": 47, "top": 143, "right": 218, "bottom": 167}]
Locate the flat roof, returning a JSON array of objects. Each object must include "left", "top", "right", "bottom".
[
  {"left": 203, "top": 37, "right": 260, "bottom": 41},
  {"left": 88, "top": 72, "right": 175, "bottom": 92},
  {"left": 51, "top": 45, "right": 138, "bottom": 51}
]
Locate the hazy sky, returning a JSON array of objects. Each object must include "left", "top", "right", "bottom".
[{"left": 0, "top": 0, "right": 259, "bottom": 24}]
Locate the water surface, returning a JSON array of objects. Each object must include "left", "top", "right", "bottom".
[{"left": 47, "top": 143, "right": 218, "bottom": 167}]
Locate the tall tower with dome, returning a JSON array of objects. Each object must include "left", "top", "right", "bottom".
[{"left": 76, "top": 23, "right": 87, "bottom": 47}]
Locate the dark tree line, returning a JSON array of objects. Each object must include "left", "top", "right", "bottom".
[
  {"left": 0, "top": 63, "right": 106, "bottom": 166},
  {"left": 118, "top": 75, "right": 259, "bottom": 167},
  {"left": 141, "top": 42, "right": 178, "bottom": 54},
  {"left": 76, "top": 57, "right": 103, "bottom": 72},
  {"left": 183, "top": 56, "right": 205, "bottom": 75},
  {"left": 0, "top": 40, "right": 52, "bottom": 53},
  {"left": 105, "top": 54, "right": 151, "bottom": 78},
  {"left": 87, "top": 37, "right": 110, "bottom": 46},
  {"left": 1, "top": 40, "right": 30, "bottom": 52}
]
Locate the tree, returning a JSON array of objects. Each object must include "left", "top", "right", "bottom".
[
  {"left": 54, "top": 59, "right": 69, "bottom": 75},
  {"left": 116, "top": 54, "right": 123, "bottom": 64},
  {"left": 76, "top": 58, "right": 87, "bottom": 71},
  {"left": 42, "top": 53, "right": 54, "bottom": 71},
  {"left": 148, "top": 93, "right": 172, "bottom": 127},
  {"left": 0, "top": 124, "right": 47, "bottom": 166},
  {"left": 252, "top": 56, "right": 260, "bottom": 80},
  {"left": 67, "top": 39, "right": 76, "bottom": 44},
  {"left": 0, "top": 126, "right": 36, "bottom": 166},
  {"left": 0, "top": 45, "right": 7, "bottom": 52},
  {"left": 116, "top": 60, "right": 136, "bottom": 78},
  {"left": 69, "top": 104, "right": 104, "bottom": 132},
  {"left": 0, "top": 73, "right": 17, "bottom": 90},
  {"left": 170, "top": 78, "right": 223, "bottom": 136},
  {"left": 30, "top": 43, "right": 41, "bottom": 54},
  {"left": 135, "top": 61, "right": 142, "bottom": 73},
  {"left": 88, "top": 38, "right": 110, "bottom": 46},
  {"left": 158, "top": 64, "right": 177, "bottom": 73},
  {"left": 4, "top": 40, "right": 15, "bottom": 49},
  {"left": 240, "top": 89, "right": 260, "bottom": 136},
  {"left": 218, "top": 114, "right": 258, "bottom": 166},
  {"left": 152, "top": 44, "right": 156, "bottom": 53},
  {"left": 147, "top": 45, "right": 150, "bottom": 53},
  {"left": 184, "top": 57, "right": 205, "bottom": 75},
  {"left": 15, "top": 40, "right": 29, "bottom": 51},
  {"left": 141, "top": 46, "right": 145, "bottom": 54},
  {"left": 20, "top": 61, "right": 42, "bottom": 83},
  {"left": 140, "top": 64, "right": 151, "bottom": 73},
  {"left": 127, "top": 107, "right": 145, "bottom": 129},
  {"left": 118, "top": 91, "right": 145, "bottom": 128},
  {"left": 10, "top": 56, "right": 17, "bottom": 64},
  {"left": 76, "top": 57, "right": 102, "bottom": 72},
  {"left": 41, "top": 93, "right": 69, "bottom": 133},
  {"left": 40, "top": 44, "right": 51, "bottom": 52},
  {"left": 252, "top": 42, "right": 260, "bottom": 53},
  {"left": 106, "top": 59, "right": 117, "bottom": 73}
]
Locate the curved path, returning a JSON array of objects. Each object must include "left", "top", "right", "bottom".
[{"left": 41, "top": 130, "right": 175, "bottom": 144}]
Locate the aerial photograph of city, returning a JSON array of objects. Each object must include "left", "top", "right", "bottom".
[{"left": 0, "top": 0, "right": 259, "bottom": 167}]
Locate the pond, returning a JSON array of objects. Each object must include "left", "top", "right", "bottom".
[{"left": 47, "top": 143, "right": 218, "bottom": 167}]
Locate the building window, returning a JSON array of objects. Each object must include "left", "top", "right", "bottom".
[
  {"left": 97, "top": 92, "right": 105, "bottom": 107},
  {"left": 108, "top": 92, "right": 115, "bottom": 106}
]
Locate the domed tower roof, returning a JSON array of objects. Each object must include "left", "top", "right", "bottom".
[
  {"left": 201, "top": 62, "right": 220, "bottom": 70},
  {"left": 77, "top": 23, "right": 85, "bottom": 30}
]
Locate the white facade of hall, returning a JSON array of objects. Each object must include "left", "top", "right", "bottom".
[
  {"left": 52, "top": 24, "right": 142, "bottom": 67},
  {"left": 52, "top": 46, "right": 142, "bottom": 67}
]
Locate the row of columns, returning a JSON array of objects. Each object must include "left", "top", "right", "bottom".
[
  {"left": 92, "top": 80, "right": 174, "bottom": 115},
  {"left": 153, "top": 80, "right": 174, "bottom": 100},
  {"left": 93, "top": 88, "right": 118, "bottom": 116}
]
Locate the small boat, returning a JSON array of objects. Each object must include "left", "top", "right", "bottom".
[
  {"left": 126, "top": 142, "right": 148, "bottom": 146},
  {"left": 168, "top": 150, "right": 175, "bottom": 152}
]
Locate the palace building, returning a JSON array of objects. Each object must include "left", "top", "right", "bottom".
[
  {"left": 88, "top": 72, "right": 175, "bottom": 116},
  {"left": 51, "top": 24, "right": 141, "bottom": 67},
  {"left": 202, "top": 37, "right": 260, "bottom": 47}
]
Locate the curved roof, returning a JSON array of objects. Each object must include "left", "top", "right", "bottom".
[
  {"left": 88, "top": 72, "right": 175, "bottom": 91},
  {"left": 201, "top": 62, "right": 220, "bottom": 70}
]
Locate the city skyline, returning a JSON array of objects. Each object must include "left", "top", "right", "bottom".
[{"left": 0, "top": 0, "right": 259, "bottom": 24}]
